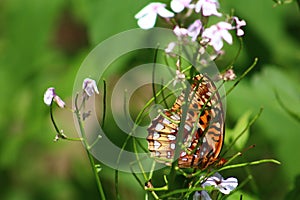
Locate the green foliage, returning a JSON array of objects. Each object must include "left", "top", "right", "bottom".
[
  {"left": 0, "top": 0, "right": 299, "bottom": 199},
  {"left": 225, "top": 110, "right": 251, "bottom": 150},
  {"left": 285, "top": 174, "right": 300, "bottom": 200}
]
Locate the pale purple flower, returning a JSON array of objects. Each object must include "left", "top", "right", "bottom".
[
  {"left": 187, "top": 19, "right": 202, "bottom": 41},
  {"left": 165, "top": 42, "right": 176, "bottom": 54},
  {"left": 170, "top": 0, "right": 194, "bottom": 13},
  {"left": 195, "top": 0, "right": 222, "bottom": 17},
  {"left": 201, "top": 172, "right": 238, "bottom": 195},
  {"left": 173, "top": 69, "right": 186, "bottom": 86},
  {"left": 222, "top": 69, "right": 236, "bottom": 81},
  {"left": 232, "top": 16, "right": 246, "bottom": 36},
  {"left": 135, "top": 2, "right": 174, "bottom": 29},
  {"left": 202, "top": 22, "right": 233, "bottom": 51},
  {"left": 43, "top": 87, "right": 65, "bottom": 108},
  {"left": 173, "top": 25, "right": 189, "bottom": 37},
  {"left": 82, "top": 78, "right": 99, "bottom": 97},
  {"left": 193, "top": 191, "right": 212, "bottom": 200}
]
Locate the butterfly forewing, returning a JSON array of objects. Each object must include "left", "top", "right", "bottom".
[{"left": 147, "top": 74, "right": 224, "bottom": 170}]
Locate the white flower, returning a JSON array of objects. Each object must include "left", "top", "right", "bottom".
[
  {"left": 232, "top": 16, "right": 246, "bottom": 36},
  {"left": 171, "top": 0, "right": 194, "bottom": 13},
  {"left": 201, "top": 172, "right": 238, "bottom": 195},
  {"left": 187, "top": 19, "right": 202, "bottom": 41},
  {"left": 193, "top": 191, "right": 212, "bottom": 200},
  {"left": 82, "top": 78, "right": 99, "bottom": 97},
  {"left": 221, "top": 69, "right": 236, "bottom": 81},
  {"left": 43, "top": 87, "right": 65, "bottom": 108},
  {"left": 135, "top": 2, "right": 174, "bottom": 29},
  {"left": 165, "top": 42, "right": 177, "bottom": 54},
  {"left": 173, "top": 69, "right": 186, "bottom": 86},
  {"left": 202, "top": 22, "right": 233, "bottom": 51},
  {"left": 173, "top": 25, "right": 189, "bottom": 37},
  {"left": 195, "top": 0, "right": 222, "bottom": 17}
]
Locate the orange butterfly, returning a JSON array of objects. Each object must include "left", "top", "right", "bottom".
[{"left": 147, "top": 74, "right": 224, "bottom": 170}]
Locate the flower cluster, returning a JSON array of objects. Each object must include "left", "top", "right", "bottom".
[
  {"left": 135, "top": 0, "right": 246, "bottom": 53},
  {"left": 43, "top": 78, "right": 99, "bottom": 109},
  {"left": 43, "top": 78, "right": 99, "bottom": 141},
  {"left": 193, "top": 173, "right": 238, "bottom": 200},
  {"left": 135, "top": 1, "right": 242, "bottom": 199}
]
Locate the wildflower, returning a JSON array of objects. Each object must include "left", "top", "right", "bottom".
[
  {"left": 165, "top": 42, "right": 177, "bottom": 54},
  {"left": 135, "top": 2, "right": 174, "bottom": 29},
  {"left": 82, "top": 78, "right": 99, "bottom": 97},
  {"left": 232, "top": 16, "right": 246, "bottom": 36},
  {"left": 173, "top": 69, "right": 186, "bottom": 86},
  {"left": 170, "top": 0, "right": 194, "bottom": 13},
  {"left": 187, "top": 19, "right": 202, "bottom": 41},
  {"left": 43, "top": 87, "right": 65, "bottom": 108},
  {"left": 222, "top": 69, "right": 236, "bottom": 81},
  {"left": 202, "top": 22, "right": 233, "bottom": 51},
  {"left": 173, "top": 25, "right": 189, "bottom": 37},
  {"left": 193, "top": 191, "right": 212, "bottom": 200},
  {"left": 201, "top": 172, "right": 238, "bottom": 195},
  {"left": 195, "top": 0, "right": 222, "bottom": 17}
]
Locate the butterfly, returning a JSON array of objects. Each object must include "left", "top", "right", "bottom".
[{"left": 147, "top": 74, "right": 224, "bottom": 170}]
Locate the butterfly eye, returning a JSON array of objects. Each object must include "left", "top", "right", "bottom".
[{"left": 147, "top": 74, "right": 224, "bottom": 170}]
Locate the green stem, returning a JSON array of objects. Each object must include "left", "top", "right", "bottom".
[
  {"left": 225, "top": 57, "right": 258, "bottom": 97},
  {"left": 101, "top": 80, "right": 107, "bottom": 128},
  {"left": 74, "top": 94, "right": 106, "bottom": 200},
  {"left": 169, "top": 83, "right": 191, "bottom": 188},
  {"left": 49, "top": 101, "right": 81, "bottom": 141},
  {"left": 219, "top": 159, "right": 281, "bottom": 172}
]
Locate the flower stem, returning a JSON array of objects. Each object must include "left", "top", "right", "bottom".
[{"left": 74, "top": 94, "right": 106, "bottom": 200}]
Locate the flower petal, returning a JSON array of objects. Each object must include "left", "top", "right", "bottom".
[
  {"left": 193, "top": 191, "right": 212, "bottom": 200},
  {"left": 220, "top": 29, "right": 232, "bottom": 44},
  {"left": 170, "top": 0, "right": 193, "bottom": 13},
  {"left": 44, "top": 87, "right": 55, "bottom": 106},
  {"left": 218, "top": 177, "right": 238, "bottom": 194},
  {"left": 195, "top": 0, "right": 222, "bottom": 17},
  {"left": 83, "top": 78, "right": 99, "bottom": 97},
  {"left": 137, "top": 12, "right": 157, "bottom": 29},
  {"left": 212, "top": 37, "right": 223, "bottom": 51},
  {"left": 157, "top": 6, "right": 174, "bottom": 18},
  {"left": 173, "top": 25, "right": 189, "bottom": 37},
  {"left": 187, "top": 19, "right": 202, "bottom": 41},
  {"left": 135, "top": 2, "right": 172, "bottom": 29},
  {"left": 232, "top": 16, "right": 246, "bottom": 36},
  {"left": 135, "top": 3, "right": 154, "bottom": 19},
  {"left": 165, "top": 42, "right": 176, "bottom": 53},
  {"left": 237, "top": 29, "right": 244, "bottom": 36},
  {"left": 171, "top": 0, "right": 185, "bottom": 13},
  {"left": 53, "top": 96, "right": 65, "bottom": 108}
]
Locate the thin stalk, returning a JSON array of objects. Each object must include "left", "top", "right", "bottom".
[
  {"left": 168, "top": 83, "right": 191, "bottom": 187},
  {"left": 226, "top": 37, "right": 244, "bottom": 70},
  {"left": 115, "top": 170, "right": 120, "bottom": 200},
  {"left": 132, "top": 138, "right": 147, "bottom": 180},
  {"left": 74, "top": 94, "right": 106, "bottom": 200},
  {"left": 275, "top": 90, "right": 300, "bottom": 122},
  {"left": 101, "top": 80, "right": 107, "bottom": 128},
  {"left": 219, "top": 159, "right": 281, "bottom": 172},
  {"left": 152, "top": 47, "right": 159, "bottom": 104},
  {"left": 49, "top": 101, "right": 81, "bottom": 141},
  {"left": 159, "top": 187, "right": 205, "bottom": 199},
  {"left": 225, "top": 57, "right": 258, "bottom": 97},
  {"left": 222, "top": 107, "right": 263, "bottom": 156}
]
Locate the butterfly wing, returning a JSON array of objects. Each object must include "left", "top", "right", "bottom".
[{"left": 147, "top": 74, "right": 224, "bottom": 169}]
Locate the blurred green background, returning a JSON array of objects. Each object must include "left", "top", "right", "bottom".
[{"left": 0, "top": 0, "right": 299, "bottom": 199}]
